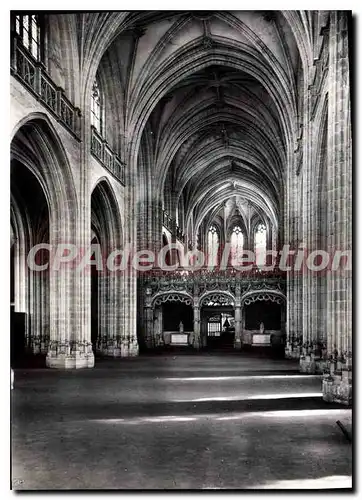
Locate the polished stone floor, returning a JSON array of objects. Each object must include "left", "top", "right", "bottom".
[{"left": 11, "top": 353, "right": 352, "bottom": 490}]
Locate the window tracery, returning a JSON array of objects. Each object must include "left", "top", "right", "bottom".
[
  {"left": 231, "top": 225, "right": 244, "bottom": 266},
  {"left": 207, "top": 225, "right": 219, "bottom": 266},
  {"left": 15, "top": 14, "right": 41, "bottom": 61},
  {"left": 91, "top": 79, "right": 103, "bottom": 134},
  {"left": 254, "top": 223, "right": 267, "bottom": 266}
]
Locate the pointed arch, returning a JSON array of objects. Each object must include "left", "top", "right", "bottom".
[
  {"left": 11, "top": 112, "right": 78, "bottom": 218},
  {"left": 207, "top": 224, "right": 220, "bottom": 267},
  {"left": 91, "top": 177, "right": 124, "bottom": 357},
  {"left": 230, "top": 225, "right": 245, "bottom": 267},
  {"left": 254, "top": 221, "right": 267, "bottom": 266},
  {"left": 10, "top": 151, "right": 51, "bottom": 360},
  {"left": 91, "top": 177, "right": 123, "bottom": 252}
]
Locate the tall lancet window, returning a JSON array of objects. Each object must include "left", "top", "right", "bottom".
[
  {"left": 207, "top": 225, "right": 219, "bottom": 267},
  {"left": 254, "top": 223, "right": 267, "bottom": 266},
  {"left": 91, "top": 79, "right": 103, "bottom": 134},
  {"left": 15, "top": 14, "right": 41, "bottom": 61},
  {"left": 231, "top": 225, "right": 244, "bottom": 266}
]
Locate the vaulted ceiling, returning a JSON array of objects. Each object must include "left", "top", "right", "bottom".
[{"left": 93, "top": 10, "right": 309, "bottom": 240}]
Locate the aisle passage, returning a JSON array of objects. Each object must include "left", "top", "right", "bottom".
[{"left": 12, "top": 355, "right": 352, "bottom": 490}]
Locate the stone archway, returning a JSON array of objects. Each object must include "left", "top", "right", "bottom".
[
  {"left": 11, "top": 114, "right": 94, "bottom": 369},
  {"left": 146, "top": 292, "right": 194, "bottom": 349},
  {"left": 91, "top": 178, "right": 128, "bottom": 357},
  {"left": 11, "top": 159, "right": 50, "bottom": 366},
  {"left": 241, "top": 290, "right": 286, "bottom": 352},
  {"left": 199, "top": 291, "right": 236, "bottom": 349}
]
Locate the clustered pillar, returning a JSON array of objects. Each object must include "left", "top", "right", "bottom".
[{"left": 285, "top": 12, "right": 352, "bottom": 405}]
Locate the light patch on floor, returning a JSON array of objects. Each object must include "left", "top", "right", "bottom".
[
  {"left": 252, "top": 475, "right": 352, "bottom": 489},
  {"left": 165, "top": 374, "right": 322, "bottom": 381},
  {"left": 89, "top": 408, "right": 350, "bottom": 425},
  {"left": 174, "top": 392, "right": 322, "bottom": 402}
]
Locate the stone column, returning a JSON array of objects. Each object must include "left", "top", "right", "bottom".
[
  {"left": 97, "top": 273, "right": 108, "bottom": 355},
  {"left": 170, "top": 189, "right": 180, "bottom": 267},
  {"left": 45, "top": 191, "right": 94, "bottom": 369},
  {"left": 97, "top": 270, "right": 123, "bottom": 358},
  {"left": 46, "top": 263, "right": 95, "bottom": 368},
  {"left": 144, "top": 306, "right": 154, "bottom": 349},
  {"left": 298, "top": 24, "right": 333, "bottom": 373},
  {"left": 45, "top": 106, "right": 96, "bottom": 369},
  {"left": 300, "top": 83, "right": 315, "bottom": 372},
  {"left": 31, "top": 268, "right": 42, "bottom": 355},
  {"left": 137, "top": 195, "right": 163, "bottom": 351},
  {"left": 120, "top": 149, "right": 139, "bottom": 358},
  {"left": 154, "top": 306, "right": 163, "bottom": 347},
  {"left": 234, "top": 283, "right": 242, "bottom": 349},
  {"left": 285, "top": 168, "right": 303, "bottom": 360},
  {"left": 11, "top": 211, "right": 31, "bottom": 355},
  {"left": 234, "top": 305, "right": 242, "bottom": 350},
  {"left": 33, "top": 265, "right": 50, "bottom": 355},
  {"left": 193, "top": 302, "right": 200, "bottom": 349},
  {"left": 200, "top": 316, "right": 208, "bottom": 347},
  {"left": 322, "top": 11, "right": 352, "bottom": 405}
]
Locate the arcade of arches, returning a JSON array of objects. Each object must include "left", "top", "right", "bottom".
[{"left": 11, "top": 11, "right": 352, "bottom": 407}]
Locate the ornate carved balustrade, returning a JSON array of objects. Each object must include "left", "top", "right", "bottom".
[
  {"left": 11, "top": 35, "right": 81, "bottom": 139},
  {"left": 142, "top": 267, "right": 286, "bottom": 308},
  {"left": 90, "top": 126, "right": 125, "bottom": 184}
]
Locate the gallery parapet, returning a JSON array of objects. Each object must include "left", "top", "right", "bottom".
[
  {"left": 91, "top": 126, "right": 125, "bottom": 185},
  {"left": 11, "top": 35, "right": 81, "bottom": 140}
]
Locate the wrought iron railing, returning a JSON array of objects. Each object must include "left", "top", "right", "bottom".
[
  {"left": 11, "top": 35, "right": 81, "bottom": 139},
  {"left": 91, "top": 127, "right": 125, "bottom": 185}
]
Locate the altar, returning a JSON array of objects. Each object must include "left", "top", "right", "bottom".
[
  {"left": 252, "top": 333, "right": 271, "bottom": 346},
  {"left": 163, "top": 331, "right": 191, "bottom": 345},
  {"left": 241, "top": 329, "right": 282, "bottom": 346}
]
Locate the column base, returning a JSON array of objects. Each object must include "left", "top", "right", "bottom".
[
  {"left": 98, "top": 338, "right": 139, "bottom": 357},
  {"left": 315, "top": 359, "right": 329, "bottom": 374},
  {"left": 300, "top": 355, "right": 329, "bottom": 374},
  {"left": 97, "top": 338, "right": 122, "bottom": 357},
  {"left": 299, "top": 355, "right": 316, "bottom": 373},
  {"left": 155, "top": 334, "right": 164, "bottom": 347},
  {"left": 189, "top": 331, "right": 200, "bottom": 349},
  {"left": 121, "top": 341, "right": 139, "bottom": 356},
  {"left": 285, "top": 345, "right": 300, "bottom": 359},
  {"left": 46, "top": 341, "right": 95, "bottom": 369},
  {"left": 98, "top": 346, "right": 122, "bottom": 357},
  {"left": 193, "top": 340, "right": 200, "bottom": 349},
  {"left": 234, "top": 339, "right": 242, "bottom": 350},
  {"left": 30, "top": 336, "right": 49, "bottom": 355},
  {"left": 323, "top": 369, "right": 352, "bottom": 405}
]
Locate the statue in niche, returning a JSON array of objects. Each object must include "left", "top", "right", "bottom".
[
  {"left": 259, "top": 322, "right": 265, "bottom": 334},
  {"left": 179, "top": 321, "right": 184, "bottom": 333}
]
